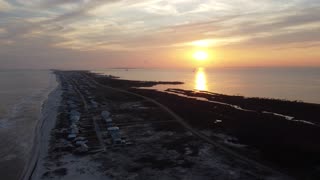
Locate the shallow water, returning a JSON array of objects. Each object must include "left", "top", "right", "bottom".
[
  {"left": 94, "top": 67, "right": 320, "bottom": 104},
  {"left": 0, "top": 70, "right": 57, "bottom": 180}
]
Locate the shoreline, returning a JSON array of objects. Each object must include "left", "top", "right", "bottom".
[
  {"left": 90, "top": 71, "right": 320, "bottom": 179},
  {"left": 93, "top": 68, "right": 320, "bottom": 104},
  {"left": 35, "top": 71, "right": 287, "bottom": 179},
  {"left": 28, "top": 70, "right": 320, "bottom": 179},
  {"left": 20, "top": 77, "right": 62, "bottom": 180}
]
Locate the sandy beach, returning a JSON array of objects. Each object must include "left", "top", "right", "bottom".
[
  {"left": 20, "top": 83, "right": 62, "bottom": 180},
  {"left": 2, "top": 1, "right": 320, "bottom": 179}
]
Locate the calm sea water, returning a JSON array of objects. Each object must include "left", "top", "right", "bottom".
[
  {"left": 94, "top": 67, "right": 320, "bottom": 104},
  {"left": 0, "top": 70, "right": 57, "bottom": 180}
]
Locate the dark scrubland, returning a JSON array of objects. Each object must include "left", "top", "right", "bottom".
[
  {"left": 88, "top": 71, "right": 320, "bottom": 179},
  {"left": 48, "top": 71, "right": 278, "bottom": 180}
]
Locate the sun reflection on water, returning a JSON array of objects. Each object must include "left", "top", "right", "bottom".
[{"left": 195, "top": 67, "right": 207, "bottom": 91}]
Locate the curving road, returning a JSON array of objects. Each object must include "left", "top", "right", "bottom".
[{"left": 82, "top": 72, "right": 292, "bottom": 180}]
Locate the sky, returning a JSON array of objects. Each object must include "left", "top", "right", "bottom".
[{"left": 0, "top": 0, "right": 320, "bottom": 69}]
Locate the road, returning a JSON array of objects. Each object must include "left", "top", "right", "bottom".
[{"left": 81, "top": 71, "right": 292, "bottom": 180}]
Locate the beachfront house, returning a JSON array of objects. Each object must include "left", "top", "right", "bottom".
[
  {"left": 101, "top": 110, "right": 113, "bottom": 127},
  {"left": 70, "top": 110, "right": 81, "bottom": 123},
  {"left": 101, "top": 110, "right": 110, "bottom": 119},
  {"left": 105, "top": 118, "right": 113, "bottom": 127},
  {"left": 107, "top": 126, "right": 122, "bottom": 144}
]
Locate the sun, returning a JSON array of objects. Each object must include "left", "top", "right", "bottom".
[{"left": 193, "top": 50, "right": 208, "bottom": 61}]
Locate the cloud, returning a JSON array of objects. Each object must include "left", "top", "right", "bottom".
[
  {"left": 3, "top": 0, "right": 320, "bottom": 50},
  {"left": 240, "top": 28, "right": 320, "bottom": 47},
  {"left": 0, "top": 0, "right": 12, "bottom": 12},
  {"left": 40, "top": 0, "right": 87, "bottom": 8},
  {"left": 0, "top": 0, "right": 320, "bottom": 68}
]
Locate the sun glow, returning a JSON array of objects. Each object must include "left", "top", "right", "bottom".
[
  {"left": 191, "top": 40, "right": 211, "bottom": 47},
  {"left": 193, "top": 50, "right": 208, "bottom": 61}
]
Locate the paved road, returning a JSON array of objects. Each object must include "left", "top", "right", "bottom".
[{"left": 82, "top": 72, "right": 292, "bottom": 180}]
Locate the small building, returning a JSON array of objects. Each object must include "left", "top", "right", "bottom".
[
  {"left": 70, "top": 115, "right": 80, "bottom": 123},
  {"left": 90, "top": 100, "right": 98, "bottom": 108},
  {"left": 101, "top": 111, "right": 110, "bottom": 119},
  {"left": 70, "top": 110, "right": 81, "bottom": 123},
  {"left": 107, "top": 126, "right": 119, "bottom": 131},
  {"left": 111, "top": 132, "right": 122, "bottom": 144},
  {"left": 70, "top": 110, "right": 80, "bottom": 117},
  {"left": 68, "top": 134, "right": 77, "bottom": 139},
  {"left": 107, "top": 126, "right": 122, "bottom": 144},
  {"left": 105, "top": 118, "right": 113, "bottom": 127},
  {"left": 70, "top": 124, "right": 79, "bottom": 134}
]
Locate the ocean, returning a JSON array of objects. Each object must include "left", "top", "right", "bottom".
[
  {"left": 0, "top": 70, "right": 58, "bottom": 180},
  {"left": 94, "top": 67, "right": 320, "bottom": 104}
]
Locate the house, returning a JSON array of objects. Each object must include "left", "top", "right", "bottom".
[
  {"left": 105, "top": 118, "right": 113, "bottom": 127},
  {"left": 107, "top": 126, "right": 119, "bottom": 131},
  {"left": 70, "top": 110, "right": 80, "bottom": 123},
  {"left": 107, "top": 126, "right": 122, "bottom": 144},
  {"left": 90, "top": 100, "right": 98, "bottom": 108},
  {"left": 101, "top": 111, "right": 110, "bottom": 119}
]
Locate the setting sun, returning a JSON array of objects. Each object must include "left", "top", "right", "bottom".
[{"left": 193, "top": 51, "right": 209, "bottom": 61}]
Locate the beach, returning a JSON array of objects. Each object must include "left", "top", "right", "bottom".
[
  {"left": 2, "top": 1, "right": 320, "bottom": 179},
  {"left": 25, "top": 70, "right": 320, "bottom": 180},
  {"left": 21, "top": 81, "right": 62, "bottom": 180},
  {"left": 0, "top": 70, "right": 58, "bottom": 180}
]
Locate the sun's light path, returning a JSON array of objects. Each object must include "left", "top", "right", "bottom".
[
  {"left": 193, "top": 50, "right": 208, "bottom": 61},
  {"left": 195, "top": 67, "right": 207, "bottom": 91}
]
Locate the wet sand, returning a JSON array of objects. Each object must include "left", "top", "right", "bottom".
[{"left": 21, "top": 83, "right": 62, "bottom": 180}]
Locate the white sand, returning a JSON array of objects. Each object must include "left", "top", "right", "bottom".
[
  {"left": 20, "top": 83, "right": 62, "bottom": 180},
  {"left": 28, "top": 81, "right": 108, "bottom": 180}
]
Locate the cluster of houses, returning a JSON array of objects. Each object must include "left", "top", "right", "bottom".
[
  {"left": 68, "top": 110, "right": 80, "bottom": 139},
  {"left": 67, "top": 109, "right": 91, "bottom": 153},
  {"left": 101, "top": 110, "right": 125, "bottom": 145},
  {"left": 61, "top": 75, "right": 125, "bottom": 154},
  {"left": 62, "top": 82, "right": 90, "bottom": 153}
]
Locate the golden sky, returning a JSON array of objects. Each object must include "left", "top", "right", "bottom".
[{"left": 0, "top": 0, "right": 320, "bottom": 69}]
